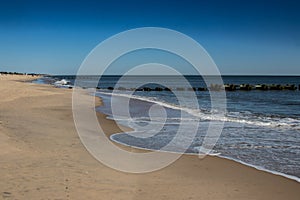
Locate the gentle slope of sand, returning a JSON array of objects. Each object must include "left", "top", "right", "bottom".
[{"left": 0, "top": 75, "right": 299, "bottom": 199}]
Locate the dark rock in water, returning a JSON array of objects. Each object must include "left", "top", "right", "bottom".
[
  {"left": 224, "top": 84, "right": 237, "bottom": 91},
  {"left": 289, "top": 84, "right": 297, "bottom": 91},
  {"left": 135, "top": 88, "right": 143, "bottom": 91},
  {"left": 283, "top": 84, "right": 297, "bottom": 90},
  {"left": 269, "top": 84, "right": 284, "bottom": 90},
  {"left": 164, "top": 87, "right": 171, "bottom": 91},
  {"left": 278, "top": 85, "right": 284, "bottom": 90},
  {"left": 239, "top": 84, "right": 252, "bottom": 91},
  {"left": 107, "top": 87, "right": 114, "bottom": 90},
  {"left": 143, "top": 87, "right": 152, "bottom": 91},
  {"left": 269, "top": 84, "right": 277, "bottom": 90},
  {"left": 233, "top": 84, "right": 238, "bottom": 91},
  {"left": 154, "top": 87, "right": 163, "bottom": 91},
  {"left": 96, "top": 87, "right": 101, "bottom": 90},
  {"left": 198, "top": 87, "right": 207, "bottom": 91}
]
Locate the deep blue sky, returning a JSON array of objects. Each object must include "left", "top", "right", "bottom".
[{"left": 0, "top": 0, "right": 299, "bottom": 75}]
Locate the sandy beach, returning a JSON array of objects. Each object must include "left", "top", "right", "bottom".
[{"left": 0, "top": 75, "right": 299, "bottom": 200}]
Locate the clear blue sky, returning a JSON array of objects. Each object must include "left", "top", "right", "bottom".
[{"left": 0, "top": 0, "right": 299, "bottom": 75}]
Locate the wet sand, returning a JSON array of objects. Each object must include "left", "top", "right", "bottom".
[{"left": 0, "top": 75, "right": 299, "bottom": 199}]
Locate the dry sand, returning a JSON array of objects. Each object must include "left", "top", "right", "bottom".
[{"left": 0, "top": 75, "right": 299, "bottom": 200}]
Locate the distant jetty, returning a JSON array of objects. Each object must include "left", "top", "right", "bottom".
[
  {"left": 49, "top": 75, "right": 300, "bottom": 92},
  {"left": 95, "top": 84, "right": 300, "bottom": 92}
]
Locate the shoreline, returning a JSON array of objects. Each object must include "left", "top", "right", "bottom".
[
  {"left": 95, "top": 91, "right": 300, "bottom": 183},
  {"left": 26, "top": 76, "right": 300, "bottom": 181},
  {"left": 44, "top": 76, "right": 300, "bottom": 182},
  {"left": 109, "top": 129, "right": 300, "bottom": 183},
  {"left": 0, "top": 75, "right": 299, "bottom": 199},
  {"left": 109, "top": 130, "right": 300, "bottom": 183}
]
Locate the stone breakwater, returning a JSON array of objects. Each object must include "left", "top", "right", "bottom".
[{"left": 94, "top": 84, "right": 300, "bottom": 92}]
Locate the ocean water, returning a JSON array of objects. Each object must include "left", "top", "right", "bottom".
[{"left": 47, "top": 75, "right": 300, "bottom": 181}]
